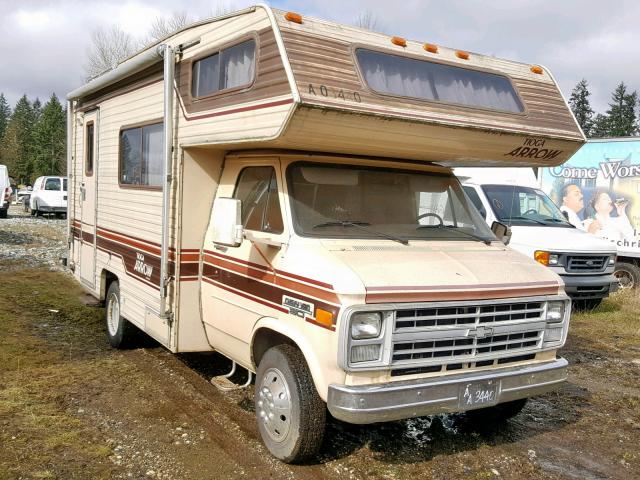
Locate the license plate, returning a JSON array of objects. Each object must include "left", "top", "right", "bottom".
[{"left": 458, "top": 380, "right": 499, "bottom": 409}]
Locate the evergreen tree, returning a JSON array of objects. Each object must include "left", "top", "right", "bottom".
[
  {"left": 604, "top": 82, "right": 638, "bottom": 137},
  {"left": 569, "top": 79, "right": 595, "bottom": 137},
  {"left": 0, "top": 95, "right": 35, "bottom": 182},
  {"left": 32, "top": 94, "right": 66, "bottom": 177},
  {"left": 32, "top": 98, "right": 43, "bottom": 123},
  {"left": 0, "top": 93, "right": 11, "bottom": 141},
  {"left": 591, "top": 113, "right": 610, "bottom": 138}
]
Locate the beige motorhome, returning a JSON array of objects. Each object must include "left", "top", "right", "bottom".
[{"left": 67, "top": 5, "right": 585, "bottom": 462}]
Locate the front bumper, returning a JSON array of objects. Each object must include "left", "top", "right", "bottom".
[
  {"left": 561, "top": 273, "right": 618, "bottom": 300},
  {"left": 327, "top": 358, "right": 568, "bottom": 424}
]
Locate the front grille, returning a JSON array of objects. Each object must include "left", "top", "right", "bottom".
[
  {"left": 391, "top": 300, "right": 546, "bottom": 369},
  {"left": 566, "top": 255, "right": 607, "bottom": 273}
]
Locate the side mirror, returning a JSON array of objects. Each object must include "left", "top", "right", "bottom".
[
  {"left": 562, "top": 210, "right": 569, "bottom": 220},
  {"left": 491, "top": 221, "right": 512, "bottom": 246},
  {"left": 211, "top": 197, "right": 243, "bottom": 247}
]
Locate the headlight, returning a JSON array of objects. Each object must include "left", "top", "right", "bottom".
[
  {"left": 608, "top": 256, "right": 616, "bottom": 266},
  {"left": 543, "top": 300, "right": 569, "bottom": 346},
  {"left": 351, "top": 312, "right": 382, "bottom": 339},
  {"left": 534, "top": 251, "right": 559, "bottom": 266},
  {"left": 545, "top": 300, "right": 565, "bottom": 323}
]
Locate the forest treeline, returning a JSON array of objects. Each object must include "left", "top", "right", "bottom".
[{"left": 0, "top": 94, "right": 65, "bottom": 185}]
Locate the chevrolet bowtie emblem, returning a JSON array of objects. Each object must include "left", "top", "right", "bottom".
[{"left": 468, "top": 325, "right": 494, "bottom": 339}]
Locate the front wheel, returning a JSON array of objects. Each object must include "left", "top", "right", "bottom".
[
  {"left": 614, "top": 262, "right": 640, "bottom": 290},
  {"left": 105, "top": 281, "right": 139, "bottom": 348},
  {"left": 255, "top": 345, "right": 326, "bottom": 463}
]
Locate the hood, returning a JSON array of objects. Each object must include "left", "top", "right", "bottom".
[
  {"left": 510, "top": 226, "right": 617, "bottom": 254},
  {"left": 315, "top": 240, "right": 562, "bottom": 303}
]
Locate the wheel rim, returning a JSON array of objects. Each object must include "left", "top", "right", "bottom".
[
  {"left": 257, "top": 367, "right": 292, "bottom": 442},
  {"left": 614, "top": 270, "right": 634, "bottom": 289},
  {"left": 106, "top": 292, "right": 120, "bottom": 336}
]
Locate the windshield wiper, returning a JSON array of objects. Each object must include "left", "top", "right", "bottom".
[
  {"left": 502, "top": 216, "right": 546, "bottom": 225},
  {"left": 416, "top": 224, "right": 493, "bottom": 245},
  {"left": 313, "top": 220, "right": 409, "bottom": 245}
]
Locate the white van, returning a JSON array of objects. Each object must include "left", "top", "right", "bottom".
[
  {"left": 458, "top": 168, "right": 618, "bottom": 309},
  {"left": 30, "top": 176, "right": 68, "bottom": 217},
  {"left": 0, "top": 165, "right": 11, "bottom": 218}
]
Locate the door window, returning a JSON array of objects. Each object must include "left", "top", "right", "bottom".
[
  {"left": 85, "top": 122, "right": 94, "bottom": 176},
  {"left": 233, "top": 167, "right": 283, "bottom": 234}
]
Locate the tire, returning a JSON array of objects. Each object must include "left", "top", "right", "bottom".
[
  {"left": 0, "top": 208, "right": 6, "bottom": 219},
  {"left": 30, "top": 208, "right": 36, "bottom": 216},
  {"left": 105, "top": 281, "right": 139, "bottom": 348},
  {"left": 614, "top": 262, "right": 640, "bottom": 290},
  {"left": 573, "top": 298, "right": 602, "bottom": 312},
  {"left": 466, "top": 398, "right": 528, "bottom": 423},
  {"left": 255, "top": 345, "right": 326, "bottom": 463}
]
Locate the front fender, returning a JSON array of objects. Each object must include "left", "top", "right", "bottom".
[{"left": 251, "top": 316, "right": 336, "bottom": 402}]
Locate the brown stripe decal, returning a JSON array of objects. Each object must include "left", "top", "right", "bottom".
[
  {"left": 202, "top": 260, "right": 339, "bottom": 330},
  {"left": 181, "top": 98, "right": 294, "bottom": 122}
]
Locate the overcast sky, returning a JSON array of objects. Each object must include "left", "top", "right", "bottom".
[{"left": 1, "top": 0, "right": 639, "bottom": 114}]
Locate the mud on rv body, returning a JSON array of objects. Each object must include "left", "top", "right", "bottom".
[{"left": 67, "top": 5, "right": 585, "bottom": 462}]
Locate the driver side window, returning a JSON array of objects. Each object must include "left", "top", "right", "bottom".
[{"left": 233, "top": 167, "right": 284, "bottom": 234}]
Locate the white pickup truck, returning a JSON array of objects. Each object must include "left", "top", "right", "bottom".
[
  {"left": 458, "top": 168, "right": 618, "bottom": 310},
  {"left": 30, "top": 176, "right": 68, "bottom": 217}
]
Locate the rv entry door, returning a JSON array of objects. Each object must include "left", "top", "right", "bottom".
[{"left": 79, "top": 110, "right": 98, "bottom": 287}]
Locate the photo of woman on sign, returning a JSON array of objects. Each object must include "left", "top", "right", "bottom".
[{"left": 584, "top": 190, "right": 634, "bottom": 242}]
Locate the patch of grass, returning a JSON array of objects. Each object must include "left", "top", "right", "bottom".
[
  {"left": 0, "top": 266, "right": 118, "bottom": 479},
  {"left": 570, "top": 290, "right": 640, "bottom": 356}
]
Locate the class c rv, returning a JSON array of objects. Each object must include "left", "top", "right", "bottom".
[{"left": 67, "top": 5, "right": 585, "bottom": 463}]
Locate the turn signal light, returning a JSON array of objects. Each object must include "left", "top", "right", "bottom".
[
  {"left": 423, "top": 43, "right": 438, "bottom": 54},
  {"left": 456, "top": 50, "right": 470, "bottom": 60},
  {"left": 534, "top": 250, "right": 550, "bottom": 266},
  {"left": 284, "top": 11, "right": 303, "bottom": 24},
  {"left": 391, "top": 36, "right": 407, "bottom": 47},
  {"left": 530, "top": 65, "right": 544, "bottom": 74},
  {"left": 315, "top": 308, "right": 334, "bottom": 328}
]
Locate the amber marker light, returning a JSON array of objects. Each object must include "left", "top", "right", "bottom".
[
  {"left": 284, "top": 11, "right": 303, "bottom": 24},
  {"left": 391, "top": 36, "right": 407, "bottom": 47},
  {"left": 531, "top": 65, "right": 544, "bottom": 74},
  {"left": 534, "top": 250, "right": 550, "bottom": 266},
  {"left": 424, "top": 43, "right": 438, "bottom": 53},
  {"left": 456, "top": 50, "right": 470, "bottom": 60},
  {"left": 315, "top": 308, "right": 334, "bottom": 328}
]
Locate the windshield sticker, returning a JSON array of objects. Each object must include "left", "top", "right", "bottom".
[{"left": 282, "top": 295, "right": 314, "bottom": 319}]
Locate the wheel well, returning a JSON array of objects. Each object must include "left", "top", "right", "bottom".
[
  {"left": 252, "top": 328, "right": 297, "bottom": 368},
  {"left": 100, "top": 270, "right": 119, "bottom": 301}
]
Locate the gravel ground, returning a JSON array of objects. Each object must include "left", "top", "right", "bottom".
[{"left": 0, "top": 203, "right": 68, "bottom": 271}]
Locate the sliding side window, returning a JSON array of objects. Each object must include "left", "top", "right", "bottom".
[
  {"left": 192, "top": 39, "right": 256, "bottom": 98},
  {"left": 119, "top": 123, "right": 163, "bottom": 188}
]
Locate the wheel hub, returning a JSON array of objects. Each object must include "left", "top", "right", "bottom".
[
  {"left": 615, "top": 270, "right": 634, "bottom": 289},
  {"left": 106, "top": 293, "right": 120, "bottom": 336},
  {"left": 257, "top": 368, "right": 292, "bottom": 442}
]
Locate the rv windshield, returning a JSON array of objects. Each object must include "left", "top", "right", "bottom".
[
  {"left": 482, "top": 184, "right": 572, "bottom": 227},
  {"left": 287, "top": 163, "right": 495, "bottom": 243}
]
